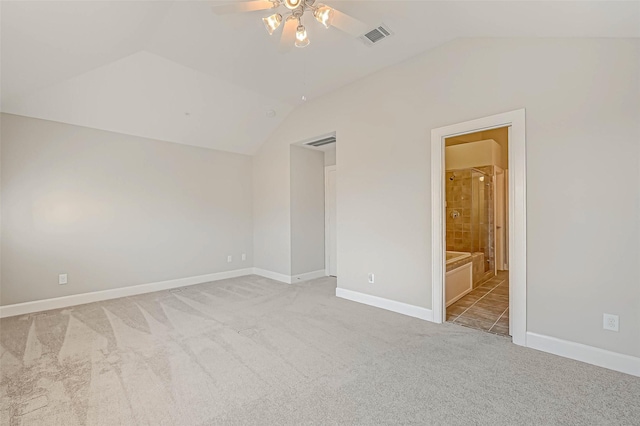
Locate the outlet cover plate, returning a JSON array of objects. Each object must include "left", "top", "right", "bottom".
[
  {"left": 603, "top": 313, "right": 619, "bottom": 332},
  {"left": 59, "top": 274, "right": 68, "bottom": 285}
]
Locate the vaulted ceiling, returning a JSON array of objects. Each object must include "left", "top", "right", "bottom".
[{"left": 2, "top": 1, "right": 638, "bottom": 154}]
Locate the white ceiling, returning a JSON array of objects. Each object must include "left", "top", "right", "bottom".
[{"left": 2, "top": 1, "right": 638, "bottom": 154}]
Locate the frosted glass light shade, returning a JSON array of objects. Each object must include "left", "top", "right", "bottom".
[
  {"left": 295, "top": 25, "right": 310, "bottom": 47},
  {"left": 314, "top": 5, "right": 334, "bottom": 28},
  {"left": 262, "top": 13, "right": 283, "bottom": 35}
]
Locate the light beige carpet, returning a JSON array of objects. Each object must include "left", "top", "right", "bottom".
[{"left": 1, "top": 275, "right": 639, "bottom": 425}]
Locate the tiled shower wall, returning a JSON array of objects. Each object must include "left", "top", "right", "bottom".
[
  {"left": 445, "top": 167, "right": 495, "bottom": 279},
  {"left": 445, "top": 169, "right": 472, "bottom": 252}
]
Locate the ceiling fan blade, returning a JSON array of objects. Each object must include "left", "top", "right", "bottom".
[
  {"left": 330, "top": 8, "right": 368, "bottom": 37},
  {"left": 212, "top": 1, "right": 276, "bottom": 15},
  {"left": 279, "top": 17, "right": 297, "bottom": 53}
]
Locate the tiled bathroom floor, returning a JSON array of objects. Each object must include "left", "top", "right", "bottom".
[{"left": 446, "top": 271, "right": 510, "bottom": 336}]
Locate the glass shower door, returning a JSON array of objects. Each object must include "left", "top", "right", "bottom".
[{"left": 471, "top": 170, "right": 494, "bottom": 274}]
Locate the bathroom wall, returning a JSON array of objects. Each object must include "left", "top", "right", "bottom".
[
  {"left": 445, "top": 139, "right": 503, "bottom": 169},
  {"left": 446, "top": 128, "right": 509, "bottom": 166},
  {"left": 445, "top": 169, "right": 472, "bottom": 252}
]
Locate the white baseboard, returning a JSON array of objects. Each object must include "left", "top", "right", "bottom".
[
  {"left": 335, "top": 287, "right": 433, "bottom": 321},
  {"left": 291, "top": 270, "right": 326, "bottom": 283},
  {"left": 0, "top": 268, "right": 254, "bottom": 318},
  {"left": 8, "top": 270, "right": 636, "bottom": 378},
  {"left": 250, "top": 268, "right": 326, "bottom": 285},
  {"left": 526, "top": 332, "right": 640, "bottom": 377},
  {"left": 252, "top": 268, "right": 292, "bottom": 284}
]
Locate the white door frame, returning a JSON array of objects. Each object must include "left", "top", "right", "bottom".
[
  {"left": 325, "top": 165, "right": 337, "bottom": 276},
  {"left": 430, "top": 109, "right": 527, "bottom": 346}
]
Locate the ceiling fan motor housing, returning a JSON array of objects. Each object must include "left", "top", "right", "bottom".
[{"left": 282, "top": 0, "right": 317, "bottom": 16}]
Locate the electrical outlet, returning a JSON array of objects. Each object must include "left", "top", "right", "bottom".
[
  {"left": 241, "top": 253, "right": 246, "bottom": 261},
  {"left": 603, "top": 313, "right": 619, "bottom": 332},
  {"left": 227, "top": 255, "right": 232, "bottom": 263},
  {"left": 59, "top": 274, "right": 68, "bottom": 285},
  {"left": 368, "top": 273, "right": 374, "bottom": 284}
]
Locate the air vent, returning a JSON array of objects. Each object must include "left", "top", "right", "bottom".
[
  {"left": 360, "top": 24, "right": 393, "bottom": 46},
  {"left": 305, "top": 136, "right": 336, "bottom": 147}
]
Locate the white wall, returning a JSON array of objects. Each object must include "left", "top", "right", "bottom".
[
  {"left": 3, "top": 50, "right": 294, "bottom": 155},
  {"left": 253, "top": 129, "right": 291, "bottom": 276},
  {"left": 1, "top": 113, "right": 253, "bottom": 305},
  {"left": 252, "top": 38, "right": 640, "bottom": 358},
  {"left": 290, "top": 146, "right": 325, "bottom": 276},
  {"left": 324, "top": 146, "right": 336, "bottom": 166}
]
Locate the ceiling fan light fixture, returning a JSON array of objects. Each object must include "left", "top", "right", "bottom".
[
  {"left": 262, "top": 13, "right": 283, "bottom": 35},
  {"left": 295, "top": 24, "right": 310, "bottom": 48},
  {"left": 314, "top": 5, "right": 334, "bottom": 28},
  {"left": 283, "top": 0, "right": 302, "bottom": 10}
]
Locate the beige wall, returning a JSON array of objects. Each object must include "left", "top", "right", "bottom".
[
  {"left": 290, "top": 146, "right": 325, "bottom": 276},
  {"left": 1, "top": 113, "right": 253, "bottom": 305},
  {"left": 445, "top": 139, "right": 503, "bottom": 170},
  {"left": 252, "top": 38, "right": 640, "bottom": 358},
  {"left": 447, "top": 127, "right": 509, "bottom": 161}
]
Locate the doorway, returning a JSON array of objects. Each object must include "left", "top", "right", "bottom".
[
  {"left": 290, "top": 133, "right": 336, "bottom": 281},
  {"left": 430, "top": 109, "right": 526, "bottom": 346},
  {"left": 443, "top": 128, "right": 509, "bottom": 336}
]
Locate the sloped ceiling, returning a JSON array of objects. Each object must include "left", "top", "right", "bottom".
[{"left": 2, "top": 1, "right": 638, "bottom": 154}]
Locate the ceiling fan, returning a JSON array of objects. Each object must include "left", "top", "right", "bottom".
[{"left": 213, "top": 0, "right": 368, "bottom": 52}]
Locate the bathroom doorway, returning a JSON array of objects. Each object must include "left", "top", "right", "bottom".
[
  {"left": 430, "top": 109, "right": 527, "bottom": 346},
  {"left": 443, "top": 129, "right": 510, "bottom": 336}
]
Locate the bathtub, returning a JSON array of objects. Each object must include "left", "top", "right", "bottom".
[
  {"left": 445, "top": 251, "right": 473, "bottom": 306},
  {"left": 446, "top": 251, "right": 471, "bottom": 265}
]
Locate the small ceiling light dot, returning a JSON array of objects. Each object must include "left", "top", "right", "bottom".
[
  {"left": 301, "top": 95, "right": 307, "bottom": 101},
  {"left": 266, "top": 109, "right": 276, "bottom": 118}
]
